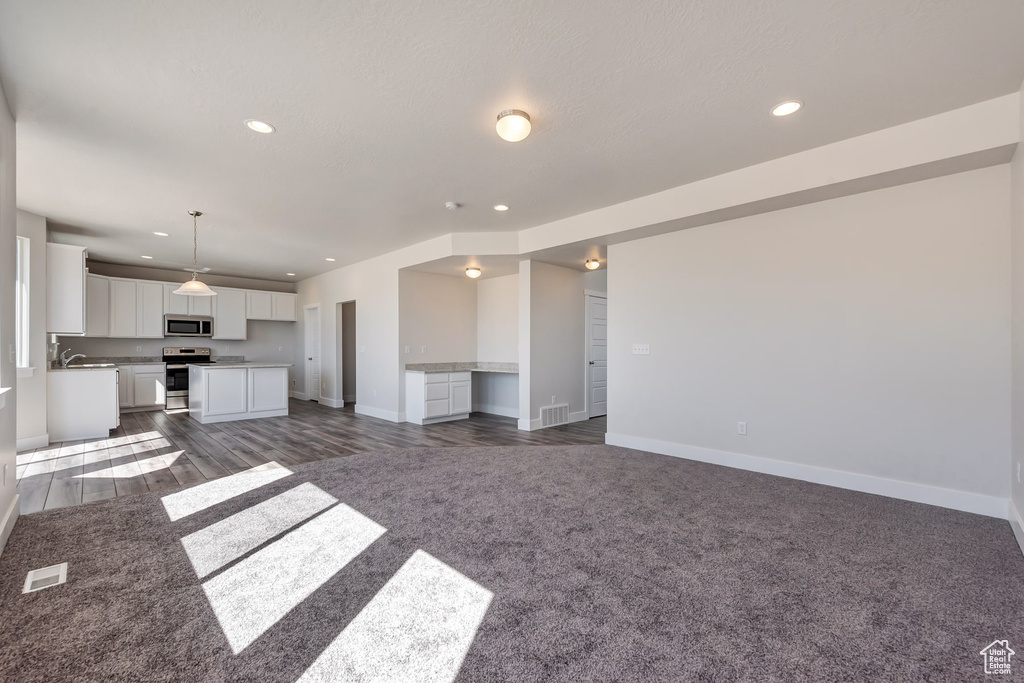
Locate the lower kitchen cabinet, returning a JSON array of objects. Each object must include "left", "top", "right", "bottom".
[
  {"left": 405, "top": 371, "right": 472, "bottom": 425},
  {"left": 188, "top": 364, "right": 291, "bottom": 424},
  {"left": 48, "top": 368, "right": 120, "bottom": 441},
  {"left": 118, "top": 364, "right": 167, "bottom": 411}
]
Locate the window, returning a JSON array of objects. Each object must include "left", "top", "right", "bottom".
[{"left": 15, "top": 236, "right": 29, "bottom": 368}]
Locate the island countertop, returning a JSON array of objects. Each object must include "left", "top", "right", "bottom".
[
  {"left": 189, "top": 362, "right": 294, "bottom": 369},
  {"left": 404, "top": 362, "right": 518, "bottom": 374}
]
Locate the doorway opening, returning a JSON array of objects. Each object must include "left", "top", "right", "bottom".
[
  {"left": 305, "top": 304, "right": 321, "bottom": 403},
  {"left": 337, "top": 300, "right": 357, "bottom": 407}
]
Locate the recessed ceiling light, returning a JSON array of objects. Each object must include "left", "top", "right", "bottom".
[
  {"left": 496, "top": 109, "right": 531, "bottom": 142},
  {"left": 141, "top": 255, "right": 154, "bottom": 259},
  {"left": 245, "top": 119, "right": 276, "bottom": 134},
  {"left": 771, "top": 101, "right": 802, "bottom": 117},
  {"left": 286, "top": 272, "right": 296, "bottom": 276},
  {"left": 325, "top": 258, "right": 336, "bottom": 262},
  {"left": 465, "top": 267, "right": 482, "bottom": 279},
  {"left": 493, "top": 204, "right": 509, "bottom": 212},
  {"left": 153, "top": 231, "right": 169, "bottom": 237}
]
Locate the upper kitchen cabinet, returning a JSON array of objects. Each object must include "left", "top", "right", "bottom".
[
  {"left": 212, "top": 287, "right": 247, "bottom": 340},
  {"left": 46, "top": 243, "right": 87, "bottom": 335},
  {"left": 164, "top": 284, "right": 213, "bottom": 317},
  {"left": 108, "top": 279, "right": 138, "bottom": 337},
  {"left": 246, "top": 291, "right": 297, "bottom": 321},
  {"left": 85, "top": 274, "right": 110, "bottom": 337},
  {"left": 136, "top": 281, "right": 165, "bottom": 338}
]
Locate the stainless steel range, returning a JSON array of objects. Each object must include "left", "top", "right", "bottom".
[{"left": 163, "top": 347, "right": 215, "bottom": 410}]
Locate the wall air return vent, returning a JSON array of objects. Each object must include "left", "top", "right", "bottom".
[{"left": 540, "top": 403, "right": 570, "bottom": 427}]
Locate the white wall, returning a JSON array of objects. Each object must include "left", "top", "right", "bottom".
[
  {"left": 582, "top": 268, "right": 608, "bottom": 294},
  {"left": 519, "top": 260, "right": 587, "bottom": 429},
  {"left": 607, "top": 166, "right": 1012, "bottom": 517},
  {"left": 476, "top": 274, "right": 518, "bottom": 362},
  {"left": 1011, "top": 77, "right": 1024, "bottom": 543},
  {"left": 399, "top": 269, "right": 477, "bottom": 415},
  {"left": 15, "top": 211, "right": 47, "bottom": 450},
  {"left": 0, "top": 79, "right": 19, "bottom": 555}
]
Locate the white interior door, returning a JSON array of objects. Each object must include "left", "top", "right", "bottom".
[
  {"left": 586, "top": 294, "right": 608, "bottom": 417},
  {"left": 305, "top": 306, "right": 321, "bottom": 402}
]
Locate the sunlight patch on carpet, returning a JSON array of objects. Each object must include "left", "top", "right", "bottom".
[
  {"left": 202, "top": 502, "right": 386, "bottom": 653},
  {"left": 181, "top": 483, "right": 338, "bottom": 578},
  {"left": 161, "top": 462, "right": 292, "bottom": 521},
  {"left": 297, "top": 550, "right": 492, "bottom": 683}
]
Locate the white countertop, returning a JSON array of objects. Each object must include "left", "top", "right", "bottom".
[
  {"left": 190, "top": 362, "right": 294, "bottom": 369},
  {"left": 405, "top": 362, "right": 518, "bottom": 374}
]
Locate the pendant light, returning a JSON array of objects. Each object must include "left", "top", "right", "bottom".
[{"left": 173, "top": 210, "right": 217, "bottom": 296}]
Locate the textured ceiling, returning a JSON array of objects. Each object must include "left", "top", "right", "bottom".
[{"left": 1, "top": 0, "right": 1022, "bottom": 281}]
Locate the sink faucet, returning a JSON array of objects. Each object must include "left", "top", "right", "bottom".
[{"left": 60, "top": 349, "right": 86, "bottom": 368}]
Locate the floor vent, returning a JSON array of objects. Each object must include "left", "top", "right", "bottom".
[
  {"left": 540, "top": 403, "right": 570, "bottom": 427},
  {"left": 23, "top": 563, "right": 68, "bottom": 594}
]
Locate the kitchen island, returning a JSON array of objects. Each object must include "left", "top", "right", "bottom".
[{"left": 188, "top": 362, "right": 293, "bottom": 424}]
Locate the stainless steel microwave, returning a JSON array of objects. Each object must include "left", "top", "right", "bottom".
[{"left": 164, "top": 315, "right": 214, "bottom": 337}]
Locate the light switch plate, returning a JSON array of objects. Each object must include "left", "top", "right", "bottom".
[{"left": 631, "top": 343, "right": 650, "bottom": 355}]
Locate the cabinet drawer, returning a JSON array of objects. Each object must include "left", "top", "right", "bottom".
[
  {"left": 425, "top": 382, "right": 449, "bottom": 400},
  {"left": 424, "top": 399, "right": 450, "bottom": 418},
  {"left": 424, "top": 373, "right": 449, "bottom": 384},
  {"left": 449, "top": 371, "right": 472, "bottom": 382}
]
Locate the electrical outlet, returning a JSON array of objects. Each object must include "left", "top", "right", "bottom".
[
  {"left": 292, "top": 380, "right": 296, "bottom": 388},
  {"left": 277, "top": 346, "right": 283, "bottom": 352},
  {"left": 737, "top": 422, "right": 747, "bottom": 435},
  {"left": 632, "top": 343, "right": 650, "bottom": 355},
  {"left": 551, "top": 395, "right": 556, "bottom": 404},
  {"left": 135, "top": 345, "right": 142, "bottom": 352},
  {"left": 421, "top": 346, "right": 427, "bottom": 354},
  {"left": 404, "top": 345, "right": 410, "bottom": 354}
]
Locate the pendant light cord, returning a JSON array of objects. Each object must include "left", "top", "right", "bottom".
[{"left": 190, "top": 210, "right": 200, "bottom": 280}]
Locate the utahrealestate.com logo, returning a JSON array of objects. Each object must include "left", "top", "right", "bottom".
[{"left": 980, "top": 640, "right": 1014, "bottom": 675}]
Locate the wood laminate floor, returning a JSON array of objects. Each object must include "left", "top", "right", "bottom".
[{"left": 16, "top": 399, "right": 608, "bottom": 514}]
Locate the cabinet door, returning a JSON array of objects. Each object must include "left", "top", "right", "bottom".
[
  {"left": 132, "top": 369, "right": 166, "bottom": 408},
  {"left": 136, "top": 282, "right": 165, "bottom": 338},
  {"left": 86, "top": 275, "right": 110, "bottom": 337},
  {"left": 118, "top": 366, "right": 133, "bottom": 407},
  {"left": 249, "top": 367, "right": 288, "bottom": 412},
  {"left": 206, "top": 368, "right": 248, "bottom": 415},
  {"left": 212, "top": 288, "right": 248, "bottom": 339},
  {"left": 247, "top": 291, "right": 273, "bottom": 320},
  {"left": 450, "top": 380, "right": 472, "bottom": 415},
  {"left": 45, "top": 244, "right": 87, "bottom": 335},
  {"left": 109, "top": 280, "right": 138, "bottom": 338},
  {"left": 163, "top": 284, "right": 190, "bottom": 316},
  {"left": 272, "top": 293, "right": 297, "bottom": 321},
  {"left": 190, "top": 295, "right": 213, "bottom": 317}
]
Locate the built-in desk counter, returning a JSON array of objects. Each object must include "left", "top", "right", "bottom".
[
  {"left": 405, "top": 362, "right": 519, "bottom": 424},
  {"left": 188, "top": 362, "right": 292, "bottom": 424}
]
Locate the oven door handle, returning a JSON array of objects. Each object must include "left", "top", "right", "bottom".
[{"left": 166, "top": 364, "right": 189, "bottom": 370}]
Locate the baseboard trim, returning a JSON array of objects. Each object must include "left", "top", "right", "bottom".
[
  {"left": 1011, "top": 499, "right": 1024, "bottom": 558},
  {"left": 0, "top": 494, "right": 20, "bottom": 560},
  {"left": 16, "top": 434, "right": 48, "bottom": 452},
  {"left": 473, "top": 403, "right": 519, "bottom": 419},
  {"left": 290, "top": 391, "right": 307, "bottom": 400},
  {"left": 354, "top": 404, "right": 402, "bottom": 423},
  {"left": 319, "top": 397, "right": 344, "bottom": 409},
  {"left": 605, "top": 433, "right": 1009, "bottom": 520}
]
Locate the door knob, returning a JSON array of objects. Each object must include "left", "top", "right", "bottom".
[
  {"left": 308, "top": 357, "right": 313, "bottom": 361},
  {"left": 589, "top": 361, "right": 595, "bottom": 365}
]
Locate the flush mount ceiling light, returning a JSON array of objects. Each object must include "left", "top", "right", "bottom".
[
  {"left": 465, "top": 267, "right": 482, "bottom": 279},
  {"left": 153, "top": 231, "right": 169, "bottom": 237},
  {"left": 493, "top": 204, "right": 509, "bottom": 212},
  {"left": 771, "top": 101, "right": 803, "bottom": 117},
  {"left": 245, "top": 119, "right": 276, "bottom": 134},
  {"left": 173, "top": 211, "right": 217, "bottom": 297},
  {"left": 495, "top": 109, "right": 531, "bottom": 142},
  {"left": 585, "top": 259, "right": 601, "bottom": 270}
]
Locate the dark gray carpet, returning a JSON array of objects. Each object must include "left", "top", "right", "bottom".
[{"left": 0, "top": 445, "right": 1021, "bottom": 682}]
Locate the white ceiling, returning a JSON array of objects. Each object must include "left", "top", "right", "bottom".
[{"left": 1, "top": 1, "right": 1022, "bottom": 281}]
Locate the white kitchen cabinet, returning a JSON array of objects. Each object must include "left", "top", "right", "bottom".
[
  {"left": 188, "top": 364, "right": 290, "bottom": 423},
  {"left": 117, "top": 364, "right": 167, "bottom": 411},
  {"left": 85, "top": 274, "right": 110, "bottom": 337},
  {"left": 48, "top": 368, "right": 119, "bottom": 440},
  {"left": 212, "top": 287, "right": 248, "bottom": 339},
  {"left": 109, "top": 279, "right": 138, "bottom": 338},
  {"left": 405, "top": 371, "right": 473, "bottom": 425},
  {"left": 247, "top": 291, "right": 297, "bottom": 321},
  {"left": 136, "top": 281, "right": 165, "bottom": 338},
  {"left": 165, "top": 284, "right": 213, "bottom": 317},
  {"left": 46, "top": 244, "right": 87, "bottom": 335},
  {"left": 272, "top": 293, "right": 297, "bottom": 321}
]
